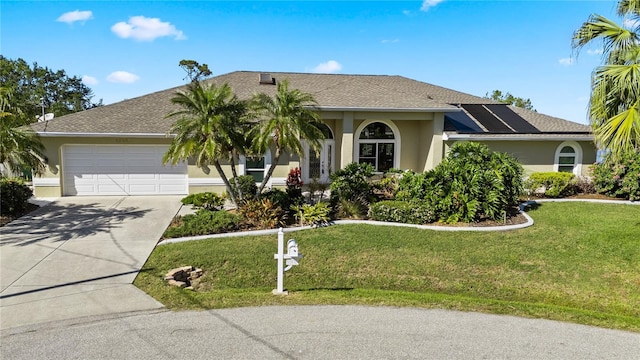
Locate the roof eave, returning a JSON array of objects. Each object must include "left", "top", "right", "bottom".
[
  {"left": 312, "top": 106, "right": 461, "bottom": 113},
  {"left": 443, "top": 132, "right": 594, "bottom": 141},
  {"left": 36, "top": 132, "right": 172, "bottom": 138}
]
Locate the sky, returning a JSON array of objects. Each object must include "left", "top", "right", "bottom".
[{"left": 0, "top": 0, "right": 629, "bottom": 125}]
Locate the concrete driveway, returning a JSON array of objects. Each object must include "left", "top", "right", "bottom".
[{"left": 0, "top": 196, "right": 182, "bottom": 330}]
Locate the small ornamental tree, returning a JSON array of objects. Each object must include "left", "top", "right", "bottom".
[{"left": 396, "top": 142, "right": 523, "bottom": 223}]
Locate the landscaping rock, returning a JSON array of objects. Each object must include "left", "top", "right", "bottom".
[{"left": 165, "top": 266, "right": 203, "bottom": 288}]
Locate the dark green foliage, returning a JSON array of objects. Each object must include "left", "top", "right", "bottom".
[
  {"left": 0, "top": 56, "right": 101, "bottom": 122},
  {"left": 368, "top": 200, "right": 436, "bottom": 224},
  {"left": 162, "top": 210, "right": 241, "bottom": 238},
  {"left": 239, "top": 198, "right": 286, "bottom": 229},
  {"left": 396, "top": 142, "right": 524, "bottom": 223},
  {"left": 335, "top": 199, "right": 368, "bottom": 219},
  {"left": 258, "top": 188, "right": 303, "bottom": 222},
  {"left": 525, "top": 172, "right": 576, "bottom": 198},
  {"left": 180, "top": 192, "right": 225, "bottom": 210},
  {"left": 330, "top": 162, "right": 375, "bottom": 207},
  {"left": 0, "top": 178, "right": 33, "bottom": 216},
  {"left": 228, "top": 175, "right": 258, "bottom": 201},
  {"left": 591, "top": 151, "right": 640, "bottom": 201}
]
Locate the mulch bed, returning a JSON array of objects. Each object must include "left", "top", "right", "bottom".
[{"left": 0, "top": 203, "right": 40, "bottom": 227}]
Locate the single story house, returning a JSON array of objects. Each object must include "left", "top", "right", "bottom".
[{"left": 30, "top": 71, "right": 596, "bottom": 197}]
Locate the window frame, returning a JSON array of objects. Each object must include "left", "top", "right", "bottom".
[
  {"left": 354, "top": 120, "right": 401, "bottom": 173},
  {"left": 553, "top": 141, "right": 582, "bottom": 175}
]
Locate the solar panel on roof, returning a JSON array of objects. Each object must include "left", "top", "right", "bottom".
[
  {"left": 485, "top": 105, "right": 541, "bottom": 133},
  {"left": 461, "top": 104, "right": 513, "bottom": 133}
]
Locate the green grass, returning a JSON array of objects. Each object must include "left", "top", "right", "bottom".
[{"left": 134, "top": 202, "right": 640, "bottom": 332}]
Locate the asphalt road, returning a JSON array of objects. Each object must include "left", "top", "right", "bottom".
[{"left": 2, "top": 306, "right": 638, "bottom": 359}]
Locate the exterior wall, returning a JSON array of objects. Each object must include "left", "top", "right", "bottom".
[
  {"left": 444, "top": 140, "right": 597, "bottom": 177},
  {"left": 330, "top": 111, "right": 440, "bottom": 173}
]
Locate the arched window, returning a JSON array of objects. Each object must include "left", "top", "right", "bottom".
[
  {"left": 356, "top": 121, "right": 398, "bottom": 172},
  {"left": 554, "top": 141, "right": 582, "bottom": 175}
]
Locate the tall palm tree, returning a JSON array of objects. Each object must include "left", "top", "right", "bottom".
[
  {"left": 572, "top": 0, "right": 640, "bottom": 158},
  {"left": 163, "top": 81, "right": 249, "bottom": 207},
  {"left": 0, "top": 87, "right": 45, "bottom": 177},
  {"left": 251, "top": 80, "right": 325, "bottom": 194}
]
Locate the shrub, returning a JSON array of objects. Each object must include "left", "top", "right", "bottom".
[
  {"left": 372, "top": 169, "right": 403, "bottom": 199},
  {"left": 0, "top": 178, "right": 33, "bottom": 216},
  {"left": 368, "top": 200, "right": 436, "bottom": 224},
  {"left": 180, "top": 192, "right": 225, "bottom": 210},
  {"left": 571, "top": 176, "right": 596, "bottom": 195},
  {"left": 292, "top": 202, "right": 331, "bottom": 227},
  {"left": 228, "top": 175, "right": 258, "bottom": 201},
  {"left": 239, "top": 198, "right": 286, "bottom": 229},
  {"left": 395, "top": 142, "right": 524, "bottom": 223},
  {"left": 286, "top": 167, "right": 303, "bottom": 189},
  {"left": 329, "top": 162, "right": 375, "bottom": 203},
  {"left": 162, "top": 210, "right": 241, "bottom": 238},
  {"left": 525, "top": 172, "right": 575, "bottom": 198},
  {"left": 591, "top": 151, "right": 640, "bottom": 201},
  {"left": 334, "top": 198, "right": 368, "bottom": 219}
]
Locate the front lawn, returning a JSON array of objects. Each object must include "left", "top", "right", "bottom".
[{"left": 134, "top": 202, "right": 640, "bottom": 332}]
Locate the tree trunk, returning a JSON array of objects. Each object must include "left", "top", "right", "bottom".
[
  {"left": 257, "top": 148, "right": 281, "bottom": 195},
  {"left": 213, "top": 160, "right": 239, "bottom": 208},
  {"left": 229, "top": 151, "right": 243, "bottom": 201}
]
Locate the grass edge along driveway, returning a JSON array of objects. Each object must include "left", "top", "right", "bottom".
[{"left": 134, "top": 202, "right": 640, "bottom": 332}]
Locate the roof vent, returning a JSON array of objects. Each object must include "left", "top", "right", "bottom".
[{"left": 259, "top": 73, "right": 276, "bottom": 85}]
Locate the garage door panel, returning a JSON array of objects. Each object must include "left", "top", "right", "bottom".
[{"left": 63, "top": 145, "right": 187, "bottom": 196}]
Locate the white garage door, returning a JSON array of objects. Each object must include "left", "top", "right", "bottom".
[{"left": 63, "top": 145, "right": 188, "bottom": 196}]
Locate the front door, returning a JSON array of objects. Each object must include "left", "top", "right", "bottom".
[{"left": 306, "top": 140, "right": 334, "bottom": 183}]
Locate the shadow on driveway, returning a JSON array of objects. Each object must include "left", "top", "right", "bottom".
[{"left": 0, "top": 200, "right": 151, "bottom": 247}]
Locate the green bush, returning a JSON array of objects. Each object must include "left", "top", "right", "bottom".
[
  {"left": 258, "top": 188, "right": 302, "bottom": 223},
  {"left": 239, "top": 198, "right": 286, "bottom": 229},
  {"left": 591, "top": 151, "right": 640, "bottom": 201},
  {"left": 0, "top": 178, "right": 33, "bottom": 216},
  {"left": 368, "top": 200, "right": 436, "bottom": 224},
  {"left": 334, "top": 199, "right": 368, "bottom": 219},
  {"left": 293, "top": 202, "right": 331, "bottom": 227},
  {"left": 395, "top": 142, "right": 524, "bottom": 223},
  {"left": 525, "top": 172, "right": 576, "bottom": 198},
  {"left": 180, "top": 192, "right": 225, "bottom": 210},
  {"left": 329, "top": 162, "right": 375, "bottom": 203},
  {"left": 162, "top": 210, "right": 241, "bottom": 238},
  {"left": 228, "top": 175, "right": 258, "bottom": 201}
]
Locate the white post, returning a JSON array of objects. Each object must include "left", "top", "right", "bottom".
[{"left": 273, "top": 228, "right": 287, "bottom": 295}]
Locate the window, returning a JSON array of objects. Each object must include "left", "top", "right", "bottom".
[
  {"left": 357, "top": 122, "right": 397, "bottom": 172},
  {"left": 554, "top": 142, "right": 582, "bottom": 175},
  {"left": 245, "top": 156, "right": 265, "bottom": 182}
]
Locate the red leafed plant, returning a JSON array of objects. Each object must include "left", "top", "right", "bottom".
[{"left": 286, "top": 167, "right": 304, "bottom": 189}]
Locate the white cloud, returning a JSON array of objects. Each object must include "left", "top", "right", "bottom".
[
  {"left": 586, "top": 48, "right": 604, "bottom": 55},
  {"left": 57, "top": 10, "right": 93, "bottom": 24},
  {"left": 82, "top": 75, "right": 98, "bottom": 85},
  {"left": 381, "top": 39, "right": 400, "bottom": 44},
  {"left": 107, "top": 71, "right": 140, "bottom": 83},
  {"left": 559, "top": 57, "right": 575, "bottom": 66},
  {"left": 312, "top": 60, "right": 343, "bottom": 74},
  {"left": 421, "top": 0, "right": 444, "bottom": 11},
  {"left": 111, "top": 16, "right": 186, "bottom": 41}
]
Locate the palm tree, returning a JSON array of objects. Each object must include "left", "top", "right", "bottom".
[
  {"left": 572, "top": 0, "right": 640, "bottom": 158},
  {"left": 163, "top": 81, "right": 249, "bottom": 207},
  {"left": 251, "top": 80, "right": 325, "bottom": 195},
  {"left": 0, "top": 87, "right": 46, "bottom": 177}
]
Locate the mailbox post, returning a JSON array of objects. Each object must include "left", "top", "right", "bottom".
[{"left": 273, "top": 228, "right": 302, "bottom": 295}]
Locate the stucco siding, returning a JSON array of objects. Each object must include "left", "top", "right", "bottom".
[{"left": 445, "top": 140, "right": 597, "bottom": 177}]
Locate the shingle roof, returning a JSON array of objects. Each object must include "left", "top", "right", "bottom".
[{"left": 30, "top": 71, "right": 591, "bottom": 136}]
